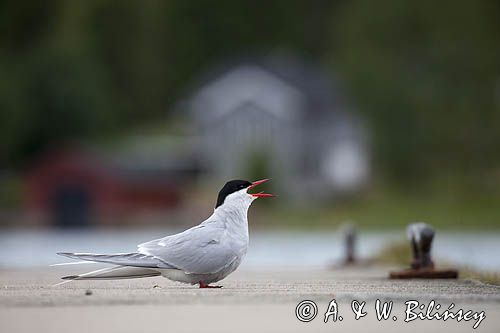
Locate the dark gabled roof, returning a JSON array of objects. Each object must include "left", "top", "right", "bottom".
[{"left": 181, "top": 54, "right": 355, "bottom": 123}]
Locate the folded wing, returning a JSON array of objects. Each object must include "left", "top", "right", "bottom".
[{"left": 137, "top": 224, "right": 238, "bottom": 274}]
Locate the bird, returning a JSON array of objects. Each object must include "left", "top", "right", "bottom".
[{"left": 56, "top": 179, "right": 274, "bottom": 288}]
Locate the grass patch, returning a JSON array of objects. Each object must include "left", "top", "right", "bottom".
[
  {"left": 257, "top": 187, "right": 500, "bottom": 230},
  {"left": 372, "top": 241, "right": 500, "bottom": 286},
  {"left": 372, "top": 240, "right": 411, "bottom": 265},
  {"left": 459, "top": 268, "right": 500, "bottom": 286}
]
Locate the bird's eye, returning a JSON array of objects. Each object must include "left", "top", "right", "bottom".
[{"left": 239, "top": 185, "right": 245, "bottom": 189}]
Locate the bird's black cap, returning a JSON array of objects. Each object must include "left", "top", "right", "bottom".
[{"left": 216, "top": 180, "right": 252, "bottom": 208}]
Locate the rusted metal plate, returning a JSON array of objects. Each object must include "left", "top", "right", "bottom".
[{"left": 389, "top": 268, "right": 458, "bottom": 279}]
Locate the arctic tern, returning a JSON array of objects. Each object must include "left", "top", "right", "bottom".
[{"left": 56, "top": 179, "right": 273, "bottom": 288}]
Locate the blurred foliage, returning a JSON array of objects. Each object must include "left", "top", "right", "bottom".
[
  {"left": 0, "top": 0, "right": 337, "bottom": 167},
  {"left": 0, "top": 175, "right": 22, "bottom": 209},
  {"left": 0, "top": 0, "right": 499, "bottom": 189},
  {"left": 332, "top": 0, "right": 500, "bottom": 181}
]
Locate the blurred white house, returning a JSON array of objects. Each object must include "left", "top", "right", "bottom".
[{"left": 183, "top": 56, "right": 370, "bottom": 200}]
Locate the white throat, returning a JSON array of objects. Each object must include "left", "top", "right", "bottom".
[
  {"left": 215, "top": 189, "right": 254, "bottom": 214},
  {"left": 213, "top": 189, "right": 255, "bottom": 229}
]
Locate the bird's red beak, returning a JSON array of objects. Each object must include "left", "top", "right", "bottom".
[{"left": 248, "top": 179, "right": 274, "bottom": 198}]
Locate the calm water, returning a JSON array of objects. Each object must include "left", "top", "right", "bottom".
[{"left": 0, "top": 229, "right": 498, "bottom": 272}]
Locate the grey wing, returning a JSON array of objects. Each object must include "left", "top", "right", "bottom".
[{"left": 137, "top": 224, "right": 238, "bottom": 274}]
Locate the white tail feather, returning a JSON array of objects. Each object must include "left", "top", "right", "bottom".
[
  {"left": 53, "top": 266, "right": 122, "bottom": 287},
  {"left": 50, "top": 261, "right": 97, "bottom": 266},
  {"left": 53, "top": 266, "right": 161, "bottom": 286}
]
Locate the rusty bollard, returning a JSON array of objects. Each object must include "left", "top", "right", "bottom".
[
  {"left": 407, "top": 223, "right": 435, "bottom": 269},
  {"left": 390, "top": 222, "right": 458, "bottom": 279},
  {"left": 343, "top": 224, "right": 357, "bottom": 265}
]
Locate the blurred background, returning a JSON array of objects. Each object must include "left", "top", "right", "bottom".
[{"left": 0, "top": 1, "right": 499, "bottom": 273}]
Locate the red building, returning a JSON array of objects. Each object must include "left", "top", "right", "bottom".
[{"left": 25, "top": 146, "right": 196, "bottom": 227}]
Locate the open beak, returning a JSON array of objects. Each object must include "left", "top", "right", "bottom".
[{"left": 248, "top": 179, "right": 275, "bottom": 198}]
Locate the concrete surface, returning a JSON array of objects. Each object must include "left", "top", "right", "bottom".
[{"left": 1, "top": 266, "right": 499, "bottom": 333}]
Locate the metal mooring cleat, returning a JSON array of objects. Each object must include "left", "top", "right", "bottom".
[
  {"left": 407, "top": 223, "right": 435, "bottom": 269},
  {"left": 343, "top": 223, "right": 357, "bottom": 265},
  {"left": 389, "top": 222, "right": 458, "bottom": 279}
]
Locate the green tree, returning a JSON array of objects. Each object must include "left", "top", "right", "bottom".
[{"left": 331, "top": 0, "right": 500, "bottom": 181}]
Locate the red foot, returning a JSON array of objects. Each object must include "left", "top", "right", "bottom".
[{"left": 199, "top": 282, "right": 223, "bottom": 288}]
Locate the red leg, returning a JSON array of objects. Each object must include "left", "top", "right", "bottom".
[{"left": 199, "top": 282, "right": 223, "bottom": 288}]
